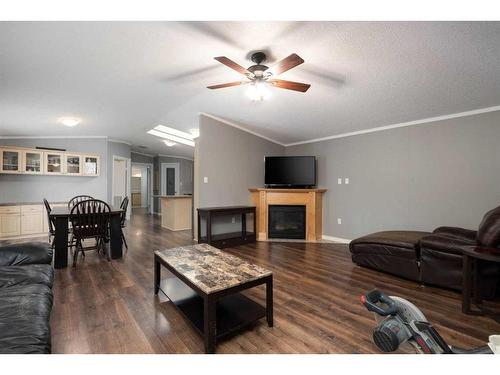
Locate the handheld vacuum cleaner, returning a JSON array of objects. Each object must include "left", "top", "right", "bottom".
[{"left": 361, "top": 289, "right": 496, "bottom": 354}]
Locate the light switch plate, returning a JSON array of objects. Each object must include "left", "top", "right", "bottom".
[
  {"left": 345, "top": 178, "right": 349, "bottom": 184},
  {"left": 203, "top": 177, "right": 208, "bottom": 183},
  {"left": 337, "top": 218, "right": 342, "bottom": 224},
  {"left": 337, "top": 178, "right": 342, "bottom": 185}
]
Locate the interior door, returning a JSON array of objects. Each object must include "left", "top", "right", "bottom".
[
  {"left": 113, "top": 158, "right": 127, "bottom": 208},
  {"left": 166, "top": 168, "right": 176, "bottom": 195}
]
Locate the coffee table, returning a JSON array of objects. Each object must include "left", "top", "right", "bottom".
[{"left": 154, "top": 243, "right": 273, "bottom": 353}]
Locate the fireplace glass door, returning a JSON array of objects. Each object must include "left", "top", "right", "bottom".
[{"left": 268, "top": 205, "right": 306, "bottom": 239}]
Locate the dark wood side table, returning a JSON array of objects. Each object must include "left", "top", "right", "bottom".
[
  {"left": 197, "top": 206, "right": 256, "bottom": 248},
  {"left": 462, "top": 246, "right": 500, "bottom": 321}
]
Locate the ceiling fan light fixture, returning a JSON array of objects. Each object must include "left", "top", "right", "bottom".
[{"left": 246, "top": 80, "right": 272, "bottom": 101}]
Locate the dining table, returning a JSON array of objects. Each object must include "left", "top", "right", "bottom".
[{"left": 49, "top": 206, "right": 125, "bottom": 269}]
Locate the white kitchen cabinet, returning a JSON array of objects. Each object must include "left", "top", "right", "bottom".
[
  {"left": 65, "top": 154, "right": 82, "bottom": 175},
  {"left": 0, "top": 146, "right": 99, "bottom": 177},
  {"left": 21, "top": 205, "right": 44, "bottom": 235},
  {"left": 0, "top": 148, "right": 22, "bottom": 174},
  {"left": 44, "top": 152, "right": 65, "bottom": 175},
  {"left": 0, "top": 206, "right": 21, "bottom": 238},
  {"left": 83, "top": 155, "right": 100, "bottom": 176},
  {"left": 22, "top": 150, "right": 44, "bottom": 174}
]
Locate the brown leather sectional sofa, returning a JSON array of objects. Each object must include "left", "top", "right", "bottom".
[{"left": 349, "top": 205, "right": 500, "bottom": 297}]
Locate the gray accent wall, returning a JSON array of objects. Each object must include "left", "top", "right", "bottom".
[
  {"left": 197, "top": 115, "right": 284, "bottom": 236},
  {"left": 198, "top": 114, "right": 285, "bottom": 207},
  {"left": 0, "top": 138, "right": 108, "bottom": 203},
  {"left": 286, "top": 110, "right": 500, "bottom": 239}
]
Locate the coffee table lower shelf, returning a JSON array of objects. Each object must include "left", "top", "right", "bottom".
[{"left": 160, "top": 278, "right": 266, "bottom": 340}]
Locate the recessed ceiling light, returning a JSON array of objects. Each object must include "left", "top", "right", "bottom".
[
  {"left": 154, "top": 125, "right": 195, "bottom": 140},
  {"left": 189, "top": 128, "right": 200, "bottom": 138},
  {"left": 59, "top": 117, "right": 80, "bottom": 127},
  {"left": 147, "top": 129, "right": 195, "bottom": 147},
  {"left": 163, "top": 140, "right": 176, "bottom": 147}
]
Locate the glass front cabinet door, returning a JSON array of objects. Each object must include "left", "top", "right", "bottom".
[
  {"left": 0, "top": 148, "right": 21, "bottom": 173},
  {"left": 65, "top": 154, "right": 82, "bottom": 175},
  {"left": 83, "top": 156, "right": 99, "bottom": 176},
  {"left": 44, "top": 152, "right": 64, "bottom": 175},
  {"left": 22, "top": 150, "right": 43, "bottom": 174}
]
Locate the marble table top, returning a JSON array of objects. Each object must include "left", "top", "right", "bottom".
[{"left": 155, "top": 243, "right": 272, "bottom": 294}]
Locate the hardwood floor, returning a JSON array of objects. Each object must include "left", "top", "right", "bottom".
[{"left": 4, "top": 209, "right": 500, "bottom": 353}]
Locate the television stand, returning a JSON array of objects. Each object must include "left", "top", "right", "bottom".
[{"left": 197, "top": 206, "right": 256, "bottom": 248}]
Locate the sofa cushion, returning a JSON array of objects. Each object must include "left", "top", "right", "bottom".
[
  {"left": 350, "top": 231, "right": 430, "bottom": 251},
  {"left": 432, "top": 226, "right": 477, "bottom": 242},
  {"left": 477, "top": 205, "right": 500, "bottom": 248},
  {"left": 0, "top": 264, "right": 54, "bottom": 288},
  {"left": 420, "top": 233, "right": 475, "bottom": 256},
  {"left": 0, "top": 242, "right": 53, "bottom": 267},
  {"left": 0, "top": 284, "right": 53, "bottom": 354},
  {"left": 349, "top": 231, "right": 430, "bottom": 281}
]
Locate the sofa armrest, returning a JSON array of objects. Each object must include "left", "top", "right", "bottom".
[
  {"left": 433, "top": 226, "right": 477, "bottom": 242},
  {"left": 0, "top": 242, "right": 53, "bottom": 266}
]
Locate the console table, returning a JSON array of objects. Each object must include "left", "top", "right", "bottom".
[{"left": 197, "top": 206, "right": 256, "bottom": 248}]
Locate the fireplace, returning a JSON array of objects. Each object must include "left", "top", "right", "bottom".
[{"left": 268, "top": 205, "right": 306, "bottom": 239}]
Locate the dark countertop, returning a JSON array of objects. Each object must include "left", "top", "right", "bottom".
[{"left": 0, "top": 201, "right": 67, "bottom": 207}]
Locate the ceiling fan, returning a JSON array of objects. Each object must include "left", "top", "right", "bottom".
[{"left": 207, "top": 52, "right": 311, "bottom": 100}]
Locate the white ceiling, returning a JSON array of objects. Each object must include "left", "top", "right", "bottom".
[{"left": 1, "top": 21, "right": 500, "bottom": 157}]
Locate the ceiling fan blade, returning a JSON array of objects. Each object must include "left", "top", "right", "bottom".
[
  {"left": 207, "top": 81, "right": 244, "bottom": 89},
  {"left": 214, "top": 56, "right": 251, "bottom": 76},
  {"left": 268, "top": 53, "right": 304, "bottom": 76},
  {"left": 269, "top": 79, "right": 311, "bottom": 92}
]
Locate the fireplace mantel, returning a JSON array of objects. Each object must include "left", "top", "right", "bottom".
[{"left": 249, "top": 188, "right": 327, "bottom": 241}]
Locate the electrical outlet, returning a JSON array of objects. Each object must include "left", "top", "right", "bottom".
[
  {"left": 337, "top": 218, "right": 342, "bottom": 225},
  {"left": 231, "top": 216, "right": 236, "bottom": 224},
  {"left": 345, "top": 178, "right": 349, "bottom": 184},
  {"left": 337, "top": 178, "right": 342, "bottom": 185},
  {"left": 203, "top": 177, "right": 208, "bottom": 183}
]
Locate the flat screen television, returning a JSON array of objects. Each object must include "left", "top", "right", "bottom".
[{"left": 265, "top": 156, "right": 316, "bottom": 188}]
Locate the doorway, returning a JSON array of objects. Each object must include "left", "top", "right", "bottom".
[
  {"left": 161, "top": 163, "right": 180, "bottom": 196},
  {"left": 112, "top": 155, "right": 131, "bottom": 220},
  {"left": 131, "top": 162, "right": 153, "bottom": 214}
]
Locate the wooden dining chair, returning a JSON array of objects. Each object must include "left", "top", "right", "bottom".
[
  {"left": 69, "top": 199, "right": 111, "bottom": 267},
  {"left": 44, "top": 198, "right": 77, "bottom": 250},
  {"left": 119, "top": 196, "right": 129, "bottom": 250},
  {"left": 68, "top": 195, "right": 94, "bottom": 210},
  {"left": 43, "top": 198, "right": 56, "bottom": 248}
]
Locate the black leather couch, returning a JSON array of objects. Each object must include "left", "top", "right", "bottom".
[
  {"left": 349, "top": 205, "right": 500, "bottom": 297},
  {"left": 0, "top": 242, "right": 54, "bottom": 354}
]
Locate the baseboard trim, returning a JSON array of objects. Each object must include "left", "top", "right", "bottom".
[{"left": 322, "top": 235, "right": 351, "bottom": 244}]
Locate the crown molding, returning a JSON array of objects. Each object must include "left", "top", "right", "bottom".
[
  {"left": 285, "top": 105, "right": 500, "bottom": 147},
  {"left": 199, "top": 112, "right": 285, "bottom": 147},
  {"left": 108, "top": 138, "right": 132, "bottom": 146},
  {"left": 157, "top": 154, "right": 194, "bottom": 161},
  {"left": 131, "top": 150, "right": 154, "bottom": 158}
]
